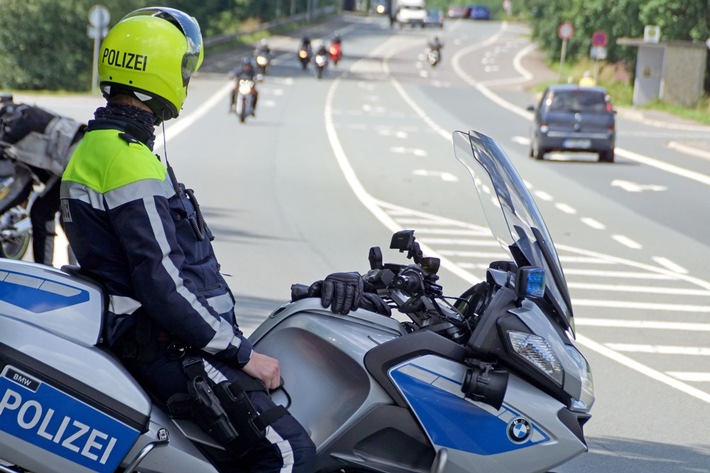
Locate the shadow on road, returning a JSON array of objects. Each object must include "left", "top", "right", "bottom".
[{"left": 554, "top": 436, "right": 710, "bottom": 472}]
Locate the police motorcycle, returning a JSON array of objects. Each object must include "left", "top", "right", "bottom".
[
  {"left": 0, "top": 130, "right": 594, "bottom": 473},
  {"left": 313, "top": 46, "right": 329, "bottom": 80},
  {"left": 0, "top": 153, "right": 34, "bottom": 260}
]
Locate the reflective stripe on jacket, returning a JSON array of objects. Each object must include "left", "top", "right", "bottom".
[{"left": 60, "top": 128, "right": 252, "bottom": 366}]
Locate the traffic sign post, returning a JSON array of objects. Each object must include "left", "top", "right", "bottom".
[
  {"left": 590, "top": 30, "right": 608, "bottom": 83},
  {"left": 88, "top": 5, "right": 110, "bottom": 93},
  {"left": 557, "top": 22, "right": 574, "bottom": 82}
]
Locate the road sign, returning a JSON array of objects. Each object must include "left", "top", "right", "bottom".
[
  {"left": 88, "top": 5, "right": 111, "bottom": 93},
  {"left": 591, "top": 30, "right": 608, "bottom": 47},
  {"left": 590, "top": 46, "right": 607, "bottom": 60},
  {"left": 558, "top": 22, "right": 574, "bottom": 40},
  {"left": 88, "top": 4, "right": 110, "bottom": 28},
  {"left": 644, "top": 25, "right": 660, "bottom": 43}
]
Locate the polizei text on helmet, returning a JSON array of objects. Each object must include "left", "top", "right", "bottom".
[{"left": 102, "top": 49, "right": 147, "bottom": 71}]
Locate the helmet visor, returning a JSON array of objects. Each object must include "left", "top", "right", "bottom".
[{"left": 122, "top": 7, "right": 203, "bottom": 86}]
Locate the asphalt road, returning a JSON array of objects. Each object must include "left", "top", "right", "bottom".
[{"left": 15, "top": 13, "right": 710, "bottom": 472}]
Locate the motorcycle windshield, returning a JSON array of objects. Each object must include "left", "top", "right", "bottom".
[{"left": 453, "top": 130, "right": 575, "bottom": 333}]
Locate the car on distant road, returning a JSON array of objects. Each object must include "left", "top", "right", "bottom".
[
  {"left": 467, "top": 5, "right": 491, "bottom": 20},
  {"left": 447, "top": 5, "right": 468, "bottom": 18},
  {"left": 371, "top": 0, "right": 389, "bottom": 15},
  {"left": 527, "top": 84, "right": 616, "bottom": 162},
  {"left": 424, "top": 8, "right": 444, "bottom": 28}
]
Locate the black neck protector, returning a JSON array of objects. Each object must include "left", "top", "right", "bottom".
[{"left": 88, "top": 103, "right": 156, "bottom": 150}]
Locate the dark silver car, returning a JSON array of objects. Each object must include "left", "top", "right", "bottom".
[{"left": 528, "top": 85, "right": 616, "bottom": 162}]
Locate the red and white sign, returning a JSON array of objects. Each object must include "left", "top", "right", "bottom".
[
  {"left": 591, "top": 30, "right": 608, "bottom": 47},
  {"left": 558, "top": 22, "right": 574, "bottom": 40}
]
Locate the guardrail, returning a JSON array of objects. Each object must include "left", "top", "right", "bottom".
[{"left": 204, "top": 6, "right": 337, "bottom": 48}]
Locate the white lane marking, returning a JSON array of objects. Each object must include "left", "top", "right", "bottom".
[
  {"left": 606, "top": 344, "right": 710, "bottom": 356},
  {"left": 573, "top": 299, "right": 710, "bottom": 313},
  {"left": 412, "top": 169, "right": 458, "bottom": 181},
  {"left": 563, "top": 269, "right": 678, "bottom": 280},
  {"left": 575, "top": 334, "right": 710, "bottom": 404},
  {"left": 611, "top": 179, "right": 667, "bottom": 193},
  {"left": 325, "top": 25, "right": 710, "bottom": 404},
  {"left": 555, "top": 203, "right": 576, "bottom": 214},
  {"left": 611, "top": 234, "right": 642, "bottom": 249},
  {"left": 667, "top": 372, "right": 710, "bottom": 382},
  {"left": 575, "top": 318, "right": 710, "bottom": 331},
  {"left": 652, "top": 257, "right": 688, "bottom": 274},
  {"left": 580, "top": 217, "right": 606, "bottom": 230},
  {"left": 391, "top": 146, "right": 427, "bottom": 156},
  {"left": 568, "top": 282, "right": 710, "bottom": 296},
  {"left": 667, "top": 141, "right": 710, "bottom": 160}
]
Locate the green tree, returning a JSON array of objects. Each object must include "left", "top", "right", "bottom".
[{"left": 0, "top": 0, "right": 145, "bottom": 91}]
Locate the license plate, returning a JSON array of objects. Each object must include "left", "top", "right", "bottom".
[{"left": 563, "top": 139, "right": 591, "bottom": 149}]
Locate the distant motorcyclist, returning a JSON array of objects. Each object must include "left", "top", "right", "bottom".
[
  {"left": 313, "top": 42, "right": 329, "bottom": 79},
  {"left": 254, "top": 38, "right": 271, "bottom": 57},
  {"left": 230, "top": 57, "right": 259, "bottom": 115},
  {"left": 428, "top": 35, "right": 443, "bottom": 53},
  {"left": 300, "top": 36, "right": 312, "bottom": 55},
  {"left": 297, "top": 36, "right": 312, "bottom": 70},
  {"left": 426, "top": 36, "right": 444, "bottom": 67},
  {"left": 253, "top": 39, "right": 272, "bottom": 76},
  {"left": 329, "top": 33, "right": 343, "bottom": 66}
]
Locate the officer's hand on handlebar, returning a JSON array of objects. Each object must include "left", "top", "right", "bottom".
[{"left": 321, "top": 272, "right": 363, "bottom": 315}]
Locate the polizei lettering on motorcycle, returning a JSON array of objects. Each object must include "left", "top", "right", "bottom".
[
  {"left": 0, "top": 387, "right": 118, "bottom": 465},
  {"left": 0, "top": 365, "right": 139, "bottom": 472},
  {"left": 102, "top": 48, "right": 148, "bottom": 71}
]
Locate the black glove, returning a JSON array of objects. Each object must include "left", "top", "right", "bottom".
[
  {"left": 359, "top": 292, "right": 391, "bottom": 317},
  {"left": 321, "top": 272, "right": 363, "bottom": 315}
]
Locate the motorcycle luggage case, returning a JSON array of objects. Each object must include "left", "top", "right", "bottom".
[{"left": 0, "top": 260, "right": 150, "bottom": 473}]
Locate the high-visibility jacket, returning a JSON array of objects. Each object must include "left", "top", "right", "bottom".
[{"left": 60, "top": 124, "right": 253, "bottom": 366}]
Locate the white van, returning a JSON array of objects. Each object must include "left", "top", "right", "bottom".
[{"left": 394, "top": 0, "right": 426, "bottom": 26}]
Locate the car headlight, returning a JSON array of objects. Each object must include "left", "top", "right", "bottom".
[
  {"left": 565, "top": 345, "right": 595, "bottom": 412},
  {"left": 508, "top": 331, "right": 563, "bottom": 386},
  {"left": 540, "top": 124, "right": 549, "bottom": 134}
]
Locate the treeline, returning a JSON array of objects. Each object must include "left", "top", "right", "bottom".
[
  {"left": 0, "top": 0, "right": 326, "bottom": 91},
  {"left": 518, "top": 0, "right": 710, "bottom": 67}
]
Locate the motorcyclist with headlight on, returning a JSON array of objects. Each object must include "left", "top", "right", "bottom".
[
  {"left": 60, "top": 7, "right": 317, "bottom": 472},
  {"left": 229, "top": 57, "right": 260, "bottom": 117}
]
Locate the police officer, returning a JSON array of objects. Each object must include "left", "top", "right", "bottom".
[
  {"left": 60, "top": 8, "right": 318, "bottom": 472},
  {"left": 0, "top": 93, "right": 84, "bottom": 264}
]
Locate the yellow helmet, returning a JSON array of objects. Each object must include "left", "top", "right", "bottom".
[{"left": 98, "top": 7, "right": 204, "bottom": 122}]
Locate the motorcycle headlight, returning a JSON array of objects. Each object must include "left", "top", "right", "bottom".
[
  {"left": 256, "top": 56, "right": 268, "bottom": 66},
  {"left": 299, "top": 50, "right": 308, "bottom": 59},
  {"left": 565, "top": 345, "right": 595, "bottom": 412},
  {"left": 316, "top": 56, "right": 326, "bottom": 66},
  {"left": 508, "top": 331, "right": 563, "bottom": 386},
  {"left": 238, "top": 80, "right": 253, "bottom": 94}
]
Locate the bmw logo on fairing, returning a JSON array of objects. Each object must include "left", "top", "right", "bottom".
[{"left": 508, "top": 418, "right": 532, "bottom": 443}]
